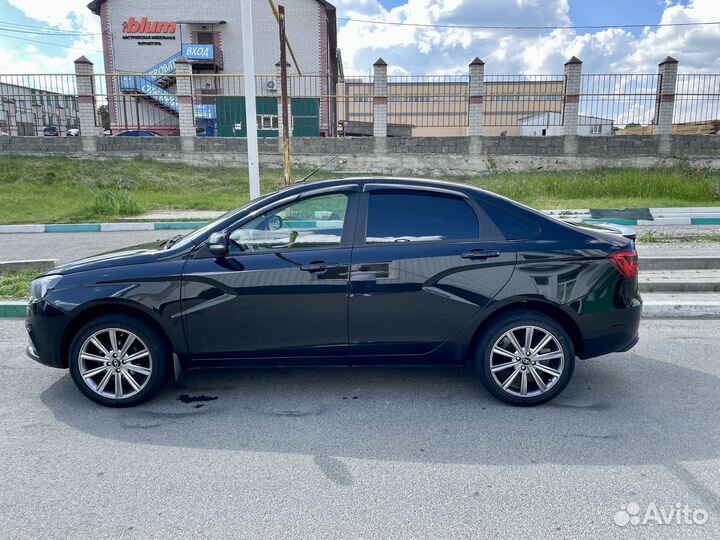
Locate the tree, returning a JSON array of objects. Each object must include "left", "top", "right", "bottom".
[
  {"left": 624, "top": 123, "right": 641, "bottom": 129},
  {"left": 97, "top": 104, "right": 110, "bottom": 130}
]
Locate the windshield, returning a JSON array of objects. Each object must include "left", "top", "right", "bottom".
[{"left": 168, "top": 190, "right": 281, "bottom": 250}]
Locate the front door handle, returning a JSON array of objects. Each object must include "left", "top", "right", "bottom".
[
  {"left": 461, "top": 249, "right": 501, "bottom": 260},
  {"left": 300, "top": 261, "right": 339, "bottom": 272}
]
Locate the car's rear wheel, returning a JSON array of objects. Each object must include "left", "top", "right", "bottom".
[
  {"left": 68, "top": 314, "right": 169, "bottom": 407},
  {"left": 475, "top": 311, "right": 575, "bottom": 406}
]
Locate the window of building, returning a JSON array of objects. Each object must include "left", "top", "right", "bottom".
[
  {"left": 590, "top": 124, "right": 602, "bottom": 134},
  {"left": 256, "top": 114, "right": 279, "bottom": 130},
  {"left": 197, "top": 32, "right": 214, "bottom": 45},
  {"left": 365, "top": 190, "right": 479, "bottom": 243}
]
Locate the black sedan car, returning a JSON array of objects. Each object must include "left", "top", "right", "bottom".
[{"left": 26, "top": 178, "right": 641, "bottom": 407}]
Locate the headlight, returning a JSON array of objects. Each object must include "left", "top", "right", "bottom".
[{"left": 30, "top": 275, "right": 62, "bottom": 301}]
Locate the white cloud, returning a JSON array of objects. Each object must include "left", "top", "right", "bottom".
[
  {"left": 2, "top": 0, "right": 719, "bottom": 78},
  {"left": 7, "top": 0, "right": 98, "bottom": 31},
  {"left": 337, "top": 0, "right": 720, "bottom": 75},
  {"left": 0, "top": 0, "right": 103, "bottom": 74}
]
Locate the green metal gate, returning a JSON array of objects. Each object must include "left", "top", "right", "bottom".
[
  {"left": 291, "top": 98, "right": 319, "bottom": 137},
  {"left": 215, "top": 97, "right": 319, "bottom": 137}
]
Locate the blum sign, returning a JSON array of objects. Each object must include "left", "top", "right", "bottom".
[{"left": 122, "top": 17, "right": 176, "bottom": 34}]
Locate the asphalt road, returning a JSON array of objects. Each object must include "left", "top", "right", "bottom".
[
  {"left": 0, "top": 231, "right": 179, "bottom": 264},
  {"left": 1, "top": 319, "right": 718, "bottom": 540}
]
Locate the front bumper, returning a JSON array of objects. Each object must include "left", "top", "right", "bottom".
[{"left": 25, "top": 300, "right": 71, "bottom": 369}]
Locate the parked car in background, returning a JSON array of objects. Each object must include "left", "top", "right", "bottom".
[
  {"left": 26, "top": 178, "right": 641, "bottom": 408},
  {"left": 43, "top": 126, "right": 59, "bottom": 137},
  {"left": 114, "top": 130, "right": 161, "bottom": 137},
  {"left": 66, "top": 128, "right": 80, "bottom": 136},
  {"left": 103, "top": 129, "right": 112, "bottom": 136}
]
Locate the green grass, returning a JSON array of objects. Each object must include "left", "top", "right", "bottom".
[
  {"left": 0, "top": 155, "right": 719, "bottom": 224},
  {"left": 0, "top": 270, "right": 35, "bottom": 300},
  {"left": 458, "top": 167, "right": 720, "bottom": 210},
  {"left": 637, "top": 230, "right": 659, "bottom": 243}
]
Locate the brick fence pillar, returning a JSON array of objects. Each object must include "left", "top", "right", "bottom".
[
  {"left": 74, "top": 56, "right": 101, "bottom": 139},
  {"left": 562, "top": 56, "right": 582, "bottom": 155},
  {"left": 468, "top": 57, "right": 484, "bottom": 154},
  {"left": 373, "top": 58, "right": 388, "bottom": 138},
  {"left": 175, "top": 57, "right": 196, "bottom": 141},
  {"left": 655, "top": 56, "right": 678, "bottom": 136},
  {"left": 468, "top": 57, "right": 484, "bottom": 137}
]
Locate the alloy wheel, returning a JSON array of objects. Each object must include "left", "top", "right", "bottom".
[
  {"left": 77, "top": 328, "right": 153, "bottom": 399},
  {"left": 489, "top": 325, "right": 565, "bottom": 398}
]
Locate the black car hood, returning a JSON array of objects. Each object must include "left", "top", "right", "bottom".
[{"left": 49, "top": 239, "right": 171, "bottom": 275}]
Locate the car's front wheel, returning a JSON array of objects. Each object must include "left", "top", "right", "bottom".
[
  {"left": 475, "top": 311, "right": 575, "bottom": 406},
  {"left": 68, "top": 314, "right": 169, "bottom": 407}
]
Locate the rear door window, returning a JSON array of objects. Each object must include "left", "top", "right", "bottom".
[
  {"left": 481, "top": 203, "right": 540, "bottom": 240},
  {"left": 365, "top": 190, "right": 479, "bottom": 243}
]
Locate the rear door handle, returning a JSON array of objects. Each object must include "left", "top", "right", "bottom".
[
  {"left": 461, "top": 249, "right": 501, "bottom": 260},
  {"left": 300, "top": 261, "right": 339, "bottom": 272}
]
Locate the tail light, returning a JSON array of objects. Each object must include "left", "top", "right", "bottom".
[{"left": 609, "top": 249, "right": 639, "bottom": 279}]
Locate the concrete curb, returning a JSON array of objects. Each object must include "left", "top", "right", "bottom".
[
  {"left": 0, "top": 259, "right": 58, "bottom": 272},
  {"left": 0, "top": 222, "right": 207, "bottom": 233},
  {"left": 2, "top": 205, "right": 720, "bottom": 233},
  {"left": 0, "top": 217, "right": 718, "bottom": 234},
  {"left": 642, "top": 301, "right": 720, "bottom": 318},
  {"left": 0, "top": 302, "right": 27, "bottom": 318},
  {"left": 584, "top": 217, "right": 720, "bottom": 226},
  {"left": 641, "top": 257, "right": 720, "bottom": 271}
]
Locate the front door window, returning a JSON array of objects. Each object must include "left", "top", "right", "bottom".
[{"left": 229, "top": 193, "right": 349, "bottom": 253}]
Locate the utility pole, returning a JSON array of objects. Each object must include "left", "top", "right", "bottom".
[
  {"left": 241, "top": 0, "right": 261, "bottom": 199},
  {"left": 278, "top": 5, "right": 291, "bottom": 186}
]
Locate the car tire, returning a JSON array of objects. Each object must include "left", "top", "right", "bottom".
[
  {"left": 68, "top": 314, "right": 169, "bottom": 407},
  {"left": 474, "top": 310, "right": 575, "bottom": 406}
]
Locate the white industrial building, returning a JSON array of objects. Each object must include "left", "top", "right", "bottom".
[{"left": 519, "top": 112, "right": 614, "bottom": 136}]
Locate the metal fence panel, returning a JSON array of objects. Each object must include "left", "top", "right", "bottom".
[
  {"left": 483, "top": 75, "right": 565, "bottom": 127},
  {"left": 674, "top": 74, "right": 720, "bottom": 125},
  {"left": 579, "top": 74, "right": 660, "bottom": 127}
]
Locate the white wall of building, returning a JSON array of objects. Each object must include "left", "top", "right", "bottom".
[
  {"left": 100, "top": 0, "right": 327, "bottom": 132},
  {"left": 520, "top": 112, "right": 614, "bottom": 136}
]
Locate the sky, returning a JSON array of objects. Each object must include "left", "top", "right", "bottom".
[{"left": 0, "top": 0, "right": 717, "bottom": 76}]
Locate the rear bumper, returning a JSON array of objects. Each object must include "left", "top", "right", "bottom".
[
  {"left": 574, "top": 279, "right": 642, "bottom": 359},
  {"left": 577, "top": 303, "right": 642, "bottom": 359}
]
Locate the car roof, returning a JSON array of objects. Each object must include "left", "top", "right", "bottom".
[{"left": 288, "top": 176, "right": 494, "bottom": 199}]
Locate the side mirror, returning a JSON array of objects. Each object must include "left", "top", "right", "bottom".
[{"left": 207, "top": 232, "right": 228, "bottom": 257}]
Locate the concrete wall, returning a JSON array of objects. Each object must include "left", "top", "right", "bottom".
[{"left": 3, "top": 135, "right": 720, "bottom": 176}]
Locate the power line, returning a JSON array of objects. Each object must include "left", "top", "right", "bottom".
[
  {"left": 336, "top": 17, "right": 720, "bottom": 30},
  {"left": 0, "top": 20, "right": 103, "bottom": 35},
  {"left": 0, "top": 32, "right": 104, "bottom": 53},
  {"left": 0, "top": 25, "right": 103, "bottom": 37}
]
